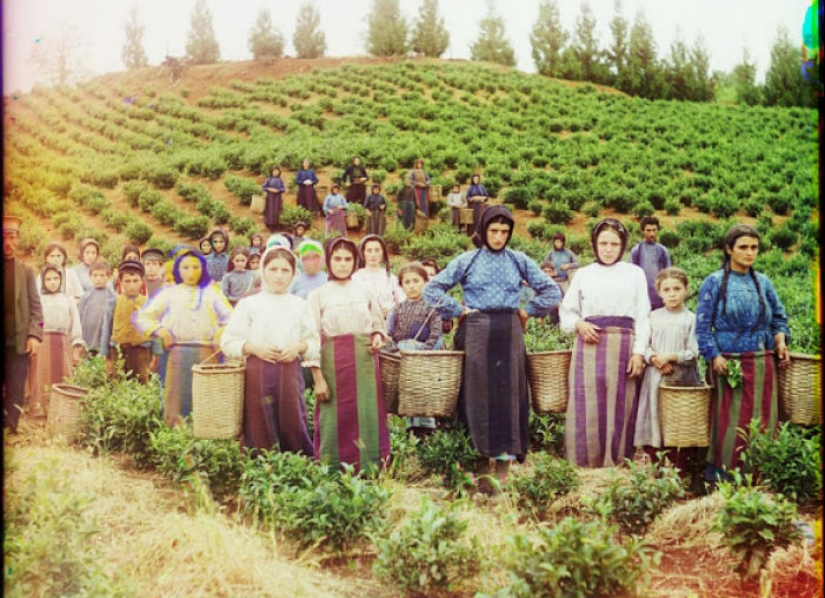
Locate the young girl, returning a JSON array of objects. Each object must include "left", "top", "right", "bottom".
[
  {"left": 261, "top": 166, "right": 286, "bottom": 232},
  {"left": 221, "top": 246, "right": 254, "bottom": 306},
  {"left": 249, "top": 232, "right": 265, "bottom": 256},
  {"left": 222, "top": 246, "right": 319, "bottom": 454},
  {"left": 28, "top": 265, "right": 85, "bottom": 416},
  {"left": 206, "top": 228, "right": 230, "bottom": 283},
  {"left": 446, "top": 184, "right": 466, "bottom": 231},
  {"left": 635, "top": 268, "right": 701, "bottom": 457},
  {"left": 246, "top": 252, "right": 262, "bottom": 295},
  {"left": 323, "top": 183, "right": 348, "bottom": 236},
  {"left": 40, "top": 242, "right": 83, "bottom": 302},
  {"left": 199, "top": 237, "right": 213, "bottom": 257},
  {"left": 136, "top": 247, "right": 233, "bottom": 426},
  {"left": 72, "top": 237, "right": 104, "bottom": 294},
  {"left": 364, "top": 184, "right": 387, "bottom": 236},
  {"left": 307, "top": 237, "right": 390, "bottom": 473},
  {"left": 352, "top": 234, "right": 405, "bottom": 320}
]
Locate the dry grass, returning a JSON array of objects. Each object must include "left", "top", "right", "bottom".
[{"left": 647, "top": 493, "right": 726, "bottom": 548}]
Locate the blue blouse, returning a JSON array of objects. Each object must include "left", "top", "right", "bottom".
[
  {"left": 423, "top": 248, "right": 560, "bottom": 319},
  {"left": 206, "top": 252, "right": 229, "bottom": 283},
  {"left": 262, "top": 176, "right": 285, "bottom": 195},
  {"left": 695, "top": 269, "right": 790, "bottom": 360},
  {"left": 295, "top": 169, "right": 319, "bottom": 186},
  {"left": 323, "top": 193, "right": 347, "bottom": 214},
  {"left": 466, "top": 183, "right": 489, "bottom": 199}
]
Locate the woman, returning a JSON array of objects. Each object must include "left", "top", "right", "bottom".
[
  {"left": 72, "top": 237, "right": 103, "bottom": 294},
  {"left": 695, "top": 224, "right": 790, "bottom": 482},
  {"left": 40, "top": 242, "right": 83, "bottom": 302},
  {"left": 408, "top": 158, "right": 431, "bottom": 218},
  {"left": 559, "top": 218, "right": 650, "bottom": 468},
  {"left": 396, "top": 180, "right": 417, "bottom": 231},
  {"left": 343, "top": 156, "right": 369, "bottom": 205},
  {"left": 542, "top": 232, "right": 579, "bottom": 294},
  {"left": 465, "top": 173, "right": 490, "bottom": 236},
  {"left": 295, "top": 158, "right": 320, "bottom": 214},
  {"left": 221, "top": 246, "right": 319, "bottom": 454},
  {"left": 261, "top": 166, "right": 287, "bottom": 232},
  {"left": 323, "top": 183, "right": 348, "bottom": 237},
  {"left": 424, "top": 206, "right": 560, "bottom": 491},
  {"left": 307, "top": 237, "right": 390, "bottom": 473},
  {"left": 352, "top": 234, "right": 405, "bottom": 320}
]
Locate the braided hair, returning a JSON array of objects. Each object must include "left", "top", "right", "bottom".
[{"left": 716, "top": 224, "right": 766, "bottom": 333}]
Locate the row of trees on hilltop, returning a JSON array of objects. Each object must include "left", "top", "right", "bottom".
[{"left": 115, "top": 0, "right": 817, "bottom": 109}]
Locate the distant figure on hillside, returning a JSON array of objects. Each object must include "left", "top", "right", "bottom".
[
  {"left": 542, "top": 233, "right": 579, "bottom": 294},
  {"left": 396, "top": 179, "right": 417, "bottom": 231},
  {"left": 630, "top": 216, "right": 671, "bottom": 310},
  {"left": 296, "top": 158, "right": 321, "bottom": 215},
  {"left": 343, "top": 156, "right": 369, "bottom": 205},
  {"left": 465, "top": 173, "right": 490, "bottom": 236},
  {"left": 323, "top": 183, "right": 348, "bottom": 237},
  {"left": 408, "top": 158, "right": 431, "bottom": 218},
  {"left": 261, "top": 166, "right": 287, "bottom": 232},
  {"left": 446, "top": 184, "right": 466, "bottom": 231},
  {"left": 364, "top": 184, "right": 387, "bottom": 236}
]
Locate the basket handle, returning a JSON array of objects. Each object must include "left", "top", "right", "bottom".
[
  {"left": 412, "top": 298, "right": 442, "bottom": 343},
  {"left": 199, "top": 349, "right": 223, "bottom": 366}
]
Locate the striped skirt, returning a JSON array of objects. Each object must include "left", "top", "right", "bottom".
[
  {"left": 163, "top": 344, "right": 212, "bottom": 426},
  {"left": 707, "top": 351, "right": 778, "bottom": 472},
  {"left": 565, "top": 320, "right": 639, "bottom": 468},
  {"left": 243, "top": 356, "right": 313, "bottom": 456},
  {"left": 27, "top": 330, "right": 73, "bottom": 417},
  {"left": 315, "top": 334, "right": 390, "bottom": 472},
  {"left": 325, "top": 210, "right": 347, "bottom": 236},
  {"left": 297, "top": 186, "right": 320, "bottom": 213},
  {"left": 454, "top": 311, "right": 529, "bottom": 459}
]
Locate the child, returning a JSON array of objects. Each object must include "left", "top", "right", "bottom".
[
  {"left": 249, "top": 232, "right": 265, "bottom": 256},
  {"left": 221, "top": 246, "right": 254, "bottom": 306},
  {"left": 198, "top": 237, "right": 213, "bottom": 257},
  {"left": 539, "top": 259, "right": 561, "bottom": 325},
  {"left": 635, "top": 267, "right": 701, "bottom": 467},
  {"left": 323, "top": 183, "right": 348, "bottom": 236},
  {"left": 221, "top": 246, "right": 319, "bottom": 454},
  {"left": 446, "top": 184, "right": 466, "bottom": 231},
  {"left": 352, "top": 234, "right": 405, "bottom": 320},
  {"left": 246, "top": 252, "right": 262, "bottom": 295},
  {"left": 40, "top": 242, "right": 83, "bottom": 302},
  {"left": 206, "top": 228, "right": 230, "bottom": 283},
  {"left": 99, "top": 260, "right": 158, "bottom": 384},
  {"left": 141, "top": 248, "right": 167, "bottom": 298},
  {"left": 72, "top": 237, "right": 104, "bottom": 294},
  {"left": 28, "top": 265, "right": 84, "bottom": 416},
  {"left": 113, "top": 245, "right": 142, "bottom": 292},
  {"left": 307, "top": 237, "right": 390, "bottom": 472},
  {"left": 261, "top": 166, "right": 286, "bottom": 232},
  {"left": 136, "top": 247, "right": 233, "bottom": 426},
  {"left": 386, "top": 262, "right": 443, "bottom": 438},
  {"left": 291, "top": 221, "right": 308, "bottom": 252},
  {"left": 420, "top": 258, "right": 453, "bottom": 337},
  {"left": 364, "top": 184, "right": 387, "bottom": 236},
  {"left": 289, "top": 240, "right": 327, "bottom": 300},
  {"left": 78, "top": 261, "right": 116, "bottom": 353}
]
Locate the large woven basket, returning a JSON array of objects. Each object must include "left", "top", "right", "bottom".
[
  {"left": 250, "top": 194, "right": 265, "bottom": 214},
  {"left": 459, "top": 208, "right": 474, "bottom": 224},
  {"left": 527, "top": 350, "right": 572, "bottom": 413},
  {"left": 413, "top": 211, "right": 429, "bottom": 234},
  {"left": 659, "top": 382, "right": 711, "bottom": 447},
  {"left": 398, "top": 350, "right": 464, "bottom": 417},
  {"left": 778, "top": 353, "right": 822, "bottom": 425},
  {"left": 47, "top": 383, "right": 89, "bottom": 441},
  {"left": 192, "top": 354, "right": 245, "bottom": 439},
  {"left": 345, "top": 212, "right": 360, "bottom": 229},
  {"left": 379, "top": 351, "right": 401, "bottom": 415}
]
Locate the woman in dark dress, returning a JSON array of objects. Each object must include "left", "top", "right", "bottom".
[
  {"left": 343, "top": 156, "right": 369, "bottom": 205},
  {"left": 295, "top": 158, "right": 320, "bottom": 215},
  {"left": 261, "top": 166, "right": 286, "bottom": 232}
]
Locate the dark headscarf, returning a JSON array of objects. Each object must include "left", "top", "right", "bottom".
[
  {"left": 324, "top": 236, "right": 359, "bottom": 281},
  {"left": 39, "top": 264, "right": 62, "bottom": 295},
  {"left": 358, "top": 234, "right": 391, "bottom": 276},
  {"left": 472, "top": 205, "right": 514, "bottom": 252},
  {"left": 590, "top": 218, "right": 628, "bottom": 265}
]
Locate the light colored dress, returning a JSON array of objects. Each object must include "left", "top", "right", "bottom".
[{"left": 351, "top": 267, "right": 405, "bottom": 319}]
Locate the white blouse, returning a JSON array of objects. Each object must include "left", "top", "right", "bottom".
[
  {"left": 307, "top": 281, "right": 387, "bottom": 340},
  {"left": 351, "top": 267, "right": 405, "bottom": 318},
  {"left": 40, "top": 293, "right": 84, "bottom": 347}
]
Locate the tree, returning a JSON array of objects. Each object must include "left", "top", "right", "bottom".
[
  {"left": 366, "top": 0, "right": 409, "bottom": 57},
  {"left": 122, "top": 3, "right": 148, "bottom": 71},
  {"left": 687, "top": 36, "right": 714, "bottom": 101},
  {"left": 411, "top": 0, "right": 449, "bottom": 57},
  {"left": 621, "top": 10, "right": 662, "bottom": 99},
  {"left": 530, "top": 0, "right": 568, "bottom": 78},
  {"left": 186, "top": 0, "right": 220, "bottom": 64},
  {"left": 764, "top": 26, "right": 813, "bottom": 107},
  {"left": 248, "top": 8, "right": 285, "bottom": 60},
  {"left": 470, "top": 1, "right": 515, "bottom": 67},
  {"left": 569, "top": 1, "right": 611, "bottom": 84},
  {"left": 732, "top": 48, "right": 762, "bottom": 105},
  {"left": 663, "top": 33, "right": 690, "bottom": 100},
  {"left": 293, "top": 2, "right": 326, "bottom": 59},
  {"left": 607, "top": 0, "right": 629, "bottom": 86},
  {"left": 29, "top": 27, "right": 87, "bottom": 86}
]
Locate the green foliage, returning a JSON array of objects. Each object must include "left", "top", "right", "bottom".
[
  {"left": 712, "top": 473, "right": 802, "bottom": 578},
  {"left": 346, "top": 202, "right": 367, "bottom": 229},
  {"left": 173, "top": 215, "right": 210, "bottom": 240},
  {"left": 186, "top": 0, "right": 220, "bottom": 64},
  {"left": 470, "top": 4, "right": 516, "bottom": 67},
  {"left": 145, "top": 165, "right": 179, "bottom": 189},
  {"left": 588, "top": 457, "right": 685, "bottom": 536},
  {"left": 124, "top": 219, "right": 153, "bottom": 245},
  {"left": 402, "top": 223, "right": 470, "bottom": 263},
  {"left": 292, "top": 1, "right": 326, "bottom": 59},
  {"left": 524, "top": 319, "right": 574, "bottom": 351},
  {"left": 528, "top": 412, "right": 565, "bottom": 455},
  {"left": 366, "top": 0, "right": 409, "bottom": 57},
  {"left": 740, "top": 419, "right": 822, "bottom": 503},
  {"left": 503, "top": 187, "right": 531, "bottom": 210},
  {"left": 123, "top": 181, "right": 148, "bottom": 208},
  {"left": 510, "top": 452, "right": 579, "bottom": 519},
  {"left": 137, "top": 188, "right": 163, "bottom": 212},
  {"left": 486, "top": 517, "right": 655, "bottom": 598},
  {"left": 247, "top": 8, "right": 284, "bottom": 61},
  {"left": 415, "top": 424, "right": 479, "bottom": 492},
  {"left": 542, "top": 200, "right": 573, "bottom": 225},
  {"left": 227, "top": 215, "right": 256, "bottom": 238},
  {"left": 280, "top": 205, "right": 314, "bottom": 230},
  {"left": 410, "top": 0, "right": 449, "bottom": 57},
  {"left": 224, "top": 175, "right": 260, "bottom": 205},
  {"left": 373, "top": 497, "right": 481, "bottom": 594}
]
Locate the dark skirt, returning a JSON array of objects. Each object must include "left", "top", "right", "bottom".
[
  {"left": 564, "top": 317, "right": 639, "bottom": 468},
  {"left": 346, "top": 183, "right": 367, "bottom": 204},
  {"left": 366, "top": 209, "right": 386, "bottom": 236},
  {"left": 413, "top": 187, "right": 429, "bottom": 216},
  {"left": 120, "top": 345, "right": 152, "bottom": 384},
  {"left": 297, "top": 186, "right": 320, "bottom": 213},
  {"left": 243, "top": 356, "right": 313, "bottom": 455},
  {"left": 400, "top": 199, "right": 416, "bottom": 231},
  {"left": 264, "top": 192, "right": 282, "bottom": 229},
  {"left": 163, "top": 344, "right": 212, "bottom": 426},
  {"left": 315, "top": 334, "right": 390, "bottom": 472},
  {"left": 325, "top": 210, "right": 347, "bottom": 236},
  {"left": 454, "top": 311, "right": 529, "bottom": 460}
]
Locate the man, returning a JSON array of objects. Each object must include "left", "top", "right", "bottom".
[
  {"left": 3, "top": 215, "right": 43, "bottom": 432},
  {"left": 630, "top": 216, "right": 671, "bottom": 310}
]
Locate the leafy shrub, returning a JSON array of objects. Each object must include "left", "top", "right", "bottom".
[
  {"left": 224, "top": 175, "right": 261, "bottom": 205},
  {"left": 373, "top": 498, "right": 481, "bottom": 595},
  {"left": 658, "top": 228, "right": 680, "bottom": 249},
  {"left": 124, "top": 220, "right": 153, "bottom": 245},
  {"left": 712, "top": 474, "right": 802, "bottom": 578},
  {"left": 528, "top": 200, "right": 543, "bottom": 216},
  {"left": 370, "top": 168, "right": 387, "bottom": 184},
  {"left": 632, "top": 200, "right": 655, "bottom": 219},
  {"left": 280, "top": 205, "right": 314, "bottom": 231},
  {"left": 177, "top": 182, "right": 211, "bottom": 203},
  {"left": 503, "top": 187, "right": 531, "bottom": 210},
  {"left": 346, "top": 202, "right": 367, "bottom": 228},
  {"left": 509, "top": 452, "right": 579, "bottom": 519},
  {"left": 588, "top": 457, "right": 685, "bottom": 536},
  {"left": 227, "top": 215, "right": 256, "bottom": 238},
  {"left": 415, "top": 424, "right": 479, "bottom": 493},
  {"left": 151, "top": 200, "right": 180, "bottom": 227},
  {"left": 210, "top": 202, "right": 231, "bottom": 225},
  {"left": 383, "top": 225, "right": 413, "bottom": 254},
  {"left": 403, "top": 224, "right": 470, "bottom": 264},
  {"left": 740, "top": 420, "right": 822, "bottom": 503},
  {"left": 137, "top": 188, "right": 163, "bottom": 212},
  {"left": 146, "top": 165, "right": 179, "bottom": 189},
  {"left": 527, "top": 412, "right": 565, "bottom": 455},
  {"left": 769, "top": 224, "right": 797, "bottom": 251},
  {"left": 173, "top": 215, "right": 210, "bottom": 240},
  {"left": 663, "top": 198, "right": 681, "bottom": 215},
  {"left": 487, "top": 517, "right": 655, "bottom": 598},
  {"left": 542, "top": 201, "right": 573, "bottom": 225},
  {"left": 123, "top": 181, "right": 148, "bottom": 208},
  {"left": 100, "top": 208, "right": 130, "bottom": 232}
]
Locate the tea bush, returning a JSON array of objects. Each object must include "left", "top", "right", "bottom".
[
  {"left": 415, "top": 424, "right": 479, "bottom": 493},
  {"left": 712, "top": 474, "right": 802, "bottom": 578},
  {"left": 174, "top": 215, "right": 210, "bottom": 239},
  {"left": 373, "top": 497, "right": 481, "bottom": 595},
  {"left": 740, "top": 419, "right": 822, "bottom": 503},
  {"left": 484, "top": 517, "right": 655, "bottom": 598},
  {"left": 280, "top": 205, "right": 315, "bottom": 230},
  {"left": 509, "top": 452, "right": 579, "bottom": 519},
  {"left": 124, "top": 220, "right": 153, "bottom": 245},
  {"left": 224, "top": 175, "right": 260, "bottom": 205},
  {"left": 527, "top": 412, "right": 565, "bottom": 455}
]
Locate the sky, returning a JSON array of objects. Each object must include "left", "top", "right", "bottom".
[{"left": 1, "top": 0, "right": 815, "bottom": 94}]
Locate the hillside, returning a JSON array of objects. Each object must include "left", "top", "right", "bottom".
[{"left": 4, "top": 57, "right": 818, "bottom": 264}]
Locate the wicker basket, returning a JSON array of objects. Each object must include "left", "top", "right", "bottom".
[
  {"left": 413, "top": 211, "right": 429, "bottom": 234},
  {"left": 459, "top": 208, "right": 475, "bottom": 224},
  {"left": 778, "top": 353, "right": 822, "bottom": 425},
  {"left": 379, "top": 351, "right": 401, "bottom": 415},
  {"left": 527, "top": 350, "right": 571, "bottom": 413},
  {"left": 398, "top": 350, "right": 464, "bottom": 417},
  {"left": 250, "top": 194, "right": 265, "bottom": 214},
  {"left": 659, "top": 382, "right": 712, "bottom": 447},
  {"left": 47, "top": 383, "right": 89, "bottom": 441},
  {"left": 192, "top": 353, "right": 245, "bottom": 439},
  {"left": 345, "top": 212, "right": 360, "bottom": 229}
]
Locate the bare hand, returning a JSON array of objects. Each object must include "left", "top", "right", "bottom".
[
  {"left": 518, "top": 308, "right": 529, "bottom": 333},
  {"left": 26, "top": 337, "right": 42, "bottom": 356},
  {"left": 627, "top": 354, "right": 645, "bottom": 378},
  {"left": 313, "top": 372, "right": 329, "bottom": 401},
  {"left": 775, "top": 340, "right": 791, "bottom": 369},
  {"left": 712, "top": 355, "right": 728, "bottom": 376},
  {"left": 576, "top": 320, "right": 601, "bottom": 344},
  {"left": 248, "top": 343, "right": 283, "bottom": 364},
  {"left": 369, "top": 333, "right": 385, "bottom": 354},
  {"left": 276, "top": 342, "right": 302, "bottom": 363}
]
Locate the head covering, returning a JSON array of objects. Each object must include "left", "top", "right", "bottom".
[
  {"left": 198, "top": 236, "right": 213, "bottom": 253},
  {"left": 552, "top": 232, "right": 566, "bottom": 244},
  {"left": 258, "top": 246, "right": 297, "bottom": 293},
  {"left": 358, "top": 234, "right": 391, "bottom": 275},
  {"left": 331, "top": 183, "right": 341, "bottom": 191},
  {"left": 141, "top": 247, "right": 165, "bottom": 262},
  {"left": 266, "top": 233, "right": 293, "bottom": 250},
  {"left": 472, "top": 205, "right": 514, "bottom": 252},
  {"left": 171, "top": 247, "right": 211, "bottom": 288},
  {"left": 39, "top": 264, "right": 62, "bottom": 294},
  {"left": 293, "top": 221, "right": 308, "bottom": 234},
  {"left": 298, "top": 239, "right": 324, "bottom": 259},
  {"left": 590, "top": 218, "right": 628, "bottom": 265},
  {"left": 117, "top": 259, "right": 145, "bottom": 278},
  {"left": 3, "top": 215, "right": 22, "bottom": 234},
  {"left": 208, "top": 227, "right": 229, "bottom": 252},
  {"left": 78, "top": 237, "right": 101, "bottom": 258},
  {"left": 324, "top": 236, "right": 359, "bottom": 281},
  {"left": 43, "top": 242, "right": 68, "bottom": 264}
]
